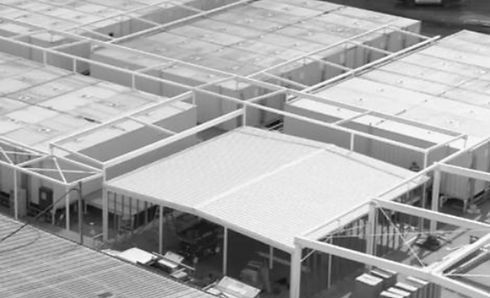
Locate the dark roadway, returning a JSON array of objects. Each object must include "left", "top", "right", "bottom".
[{"left": 324, "top": 0, "right": 490, "bottom": 36}]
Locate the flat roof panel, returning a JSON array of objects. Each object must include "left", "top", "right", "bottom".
[
  {"left": 0, "top": 51, "right": 195, "bottom": 152},
  {"left": 297, "top": 31, "right": 490, "bottom": 142}
]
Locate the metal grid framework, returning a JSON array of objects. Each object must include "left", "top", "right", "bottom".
[
  {"left": 0, "top": 0, "right": 245, "bottom": 41},
  {"left": 0, "top": 3, "right": 487, "bottom": 298},
  {"left": 0, "top": 0, "right": 471, "bottom": 234},
  {"left": 0, "top": 138, "right": 101, "bottom": 188},
  {"left": 0, "top": 5, "right": 467, "bottom": 169},
  {"left": 296, "top": 138, "right": 490, "bottom": 298}
]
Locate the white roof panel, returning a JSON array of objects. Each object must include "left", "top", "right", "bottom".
[
  {"left": 293, "top": 30, "right": 490, "bottom": 144},
  {"left": 108, "top": 127, "right": 421, "bottom": 251}
]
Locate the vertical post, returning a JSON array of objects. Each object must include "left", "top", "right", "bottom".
[
  {"left": 223, "top": 227, "right": 228, "bottom": 276},
  {"left": 13, "top": 169, "right": 18, "bottom": 220},
  {"left": 78, "top": 182, "right": 83, "bottom": 245},
  {"left": 419, "top": 152, "right": 429, "bottom": 231},
  {"left": 242, "top": 105, "right": 247, "bottom": 127},
  {"left": 269, "top": 246, "right": 274, "bottom": 269},
  {"left": 290, "top": 244, "right": 302, "bottom": 298},
  {"left": 159, "top": 205, "right": 164, "bottom": 254},
  {"left": 114, "top": 194, "right": 118, "bottom": 232},
  {"left": 467, "top": 150, "right": 477, "bottom": 212},
  {"left": 366, "top": 202, "right": 377, "bottom": 256},
  {"left": 52, "top": 204, "right": 56, "bottom": 225},
  {"left": 102, "top": 189, "right": 109, "bottom": 242},
  {"left": 430, "top": 169, "right": 441, "bottom": 233},
  {"left": 65, "top": 185, "right": 70, "bottom": 231},
  {"left": 327, "top": 238, "right": 333, "bottom": 289},
  {"left": 350, "top": 133, "right": 355, "bottom": 151}
]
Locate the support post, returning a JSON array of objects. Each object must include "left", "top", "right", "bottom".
[
  {"left": 269, "top": 246, "right": 274, "bottom": 269},
  {"left": 13, "top": 169, "right": 18, "bottom": 220},
  {"left": 65, "top": 185, "right": 70, "bottom": 231},
  {"left": 223, "top": 227, "right": 228, "bottom": 276},
  {"left": 290, "top": 244, "right": 302, "bottom": 298},
  {"left": 102, "top": 189, "right": 109, "bottom": 242},
  {"left": 419, "top": 152, "right": 429, "bottom": 232},
  {"left": 366, "top": 202, "right": 377, "bottom": 256},
  {"left": 327, "top": 238, "right": 332, "bottom": 289},
  {"left": 78, "top": 182, "right": 83, "bottom": 245},
  {"left": 467, "top": 150, "right": 477, "bottom": 212},
  {"left": 159, "top": 205, "right": 164, "bottom": 254},
  {"left": 242, "top": 105, "right": 247, "bottom": 127},
  {"left": 430, "top": 169, "right": 441, "bottom": 232}
]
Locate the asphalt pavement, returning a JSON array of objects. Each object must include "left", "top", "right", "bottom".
[{"left": 324, "top": 0, "right": 490, "bottom": 36}]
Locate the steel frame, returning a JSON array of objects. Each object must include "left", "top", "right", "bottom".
[
  {"left": 1, "top": 6, "right": 488, "bottom": 297},
  {"left": 294, "top": 138, "right": 490, "bottom": 298}
]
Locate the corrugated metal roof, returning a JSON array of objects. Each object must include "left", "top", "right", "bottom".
[
  {"left": 0, "top": 214, "right": 213, "bottom": 298},
  {"left": 108, "top": 127, "right": 421, "bottom": 252}
]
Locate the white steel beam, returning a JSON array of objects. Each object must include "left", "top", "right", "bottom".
[
  {"left": 259, "top": 72, "right": 309, "bottom": 89},
  {"left": 252, "top": 24, "right": 393, "bottom": 77},
  {"left": 366, "top": 203, "right": 377, "bottom": 256},
  {"left": 426, "top": 134, "right": 467, "bottom": 153},
  {"left": 17, "top": 155, "right": 50, "bottom": 167},
  {"left": 65, "top": 186, "right": 70, "bottom": 231},
  {"left": 295, "top": 237, "right": 490, "bottom": 298},
  {"left": 348, "top": 41, "right": 393, "bottom": 55},
  {"left": 333, "top": 111, "right": 371, "bottom": 126},
  {"left": 302, "top": 201, "right": 369, "bottom": 239},
  {"left": 102, "top": 189, "right": 109, "bottom": 242},
  {"left": 431, "top": 233, "right": 490, "bottom": 274},
  {"left": 430, "top": 169, "right": 441, "bottom": 232},
  {"left": 223, "top": 227, "right": 228, "bottom": 275},
  {"left": 236, "top": 97, "right": 427, "bottom": 153},
  {"left": 290, "top": 245, "right": 302, "bottom": 298},
  {"left": 110, "top": 0, "right": 252, "bottom": 43},
  {"left": 246, "top": 89, "right": 287, "bottom": 104},
  {"left": 51, "top": 94, "right": 190, "bottom": 146},
  {"left": 303, "top": 35, "right": 439, "bottom": 92},
  {"left": 305, "top": 56, "right": 352, "bottom": 72},
  {"left": 439, "top": 163, "right": 490, "bottom": 183},
  {"left": 372, "top": 199, "right": 490, "bottom": 231},
  {"left": 13, "top": 169, "right": 18, "bottom": 220},
  {"left": 105, "top": 109, "right": 243, "bottom": 167},
  {"left": 0, "top": 147, "right": 13, "bottom": 164},
  {"left": 127, "top": 116, "right": 176, "bottom": 135},
  {"left": 50, "top": 143, "right": 104, "bottom": 167},
  {"left": 0, "top": 24, "right": 456, "bottom": 151},
  {"left": 297, "top": 237, "right": 430, "bottom": 279},
  {"left": 0, "top": 160, "right": 69, "bottom": 186},
  {"left": 159, "top": 205, "right": 164, "bottom": 254}
]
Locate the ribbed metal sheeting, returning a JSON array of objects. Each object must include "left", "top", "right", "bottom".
[{"left": 0, "top": 215, "right": 212, "bottom": 298}]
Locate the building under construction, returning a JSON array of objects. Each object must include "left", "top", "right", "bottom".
[{"left": 0, "top": 1, "right": 489, "bottom": 298}]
